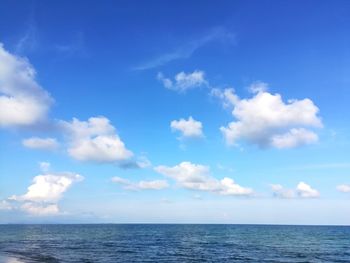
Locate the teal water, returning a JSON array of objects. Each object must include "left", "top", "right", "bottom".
[{"left": 0, "top": 224, "right": 349, "bottom": 262}]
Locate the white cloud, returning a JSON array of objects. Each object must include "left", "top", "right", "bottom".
[
  {"left": 219, "top": 177, "right": 254, "bottom": 196},
  {"left": 21, "top": 202, "right": 59, "bottom": 216},
  {"left": 215, "top": 84, "right": 322, "bottom": 148},
  {"left": 12, "top": 172, "right": 83, "bottom": 203},
  {"left": 61, "top": 116, "right": 134, "bottom": 164},
  {"left": 138, "top": 180, "right": 169, "bottom": 190},
  {"left": 336, "top": 184, "right": 350, "bottom": 193},
  {"left": 154, "top": 161, "right": 253, "bottom": 196},
  {"left": 5, "top": 170, "right": 83, "bottom": 215},
  {"left": 111, "top": 176, "right": 169, "bottom": 190},
  {"left": 157, "top": 70, "right": 207, "bottom": 92},
  {"left": 249, "top": 81, "right": 269, "bottom": 94},
  {"left": 171, "top": 116, "right": 203, "bottom": 138},
  {"left": 211, "top": 88, "right": 239, "bottom": 108},
  {"left": 272, "top": 182, "right": 320, "bottom": 199},
  {"left": 0, "top": 43, "right": 53, "bottom": 127},
  {"left": 270, "top": 184, "right": 296, "bottom": 199},
  {"left": 270, "top": 128, "right": 318, "bottom": 149},
  {"left": 22, "top": 137, "right": 59, "bottom": 151},
  {"left": 297, "top": 182, "right": 320, "bottom": 198}
]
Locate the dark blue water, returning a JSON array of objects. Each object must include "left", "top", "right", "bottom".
[{"left": 0, "top": 224, "right": 349, "bottom": 262}]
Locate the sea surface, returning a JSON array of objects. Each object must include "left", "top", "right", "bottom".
[{"left": 0, "top": 224, "right": 349, "bottom": 262}]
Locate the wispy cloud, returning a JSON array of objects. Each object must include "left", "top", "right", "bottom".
[
  {"left": 111, "top": 176, "right": 169, "bottom": 191},
  {"left": 53, "top": 32, "right": 87, "bottom": 57},
  {"left": 133, "top": 27, "right": 235, "bottom": 70},
  {"left": 15, "top": 17, "right": 86, "bottom": 58},
  {"left": 15, "top": 22, "right": 38, "bottom": 54}
]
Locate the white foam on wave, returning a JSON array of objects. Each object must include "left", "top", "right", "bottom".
[{"left": 0, "top": 255, "right": 25, "bottom": 263}]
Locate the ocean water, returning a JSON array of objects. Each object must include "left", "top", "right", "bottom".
[{"left": 0, "top": 224, "right": 349, "bottom": 262}]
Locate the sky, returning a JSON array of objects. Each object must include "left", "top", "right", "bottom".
[{"left": 0, "top": 0, "right": 350, "bottom": 224}]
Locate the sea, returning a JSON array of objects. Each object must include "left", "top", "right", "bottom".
[{"left": 0, "top": 224, "right": 349, "bottom": 262}]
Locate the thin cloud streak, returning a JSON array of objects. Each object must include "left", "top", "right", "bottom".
[{"left": 133, "top": 27, "right": 235, "bottom": 70}]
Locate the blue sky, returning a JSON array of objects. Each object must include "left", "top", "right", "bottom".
[{"left": 0, "top": 0, "right": 350, "bottom": 224}]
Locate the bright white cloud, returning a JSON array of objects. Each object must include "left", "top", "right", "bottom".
[
  {"left": 336, "top": 184, "right": 350, "bottom": 193},
  {"left": 12, "top": 172, "right": 83, "bottom": 203},
  {"left": 6, "top": 170, "right": 83, "bottom": 215},
  {"left": 111, "top": 176, "right": 169, "bottom": 190},
  {"left": 297, "top": 182, "right": 320, "bottom": 198},
  {"left": 170, "top": 116, "right": 203, "bottom": 138},
  {"left": 61, "top": 116, "right": 134, "bottom": 164},
  {"left": 219, "top": 177, "right": 254, "bottom": 196},
  {"left": 22, "top": 137, "right": 59, "bottom": 150},
  {"left": 157, "top": 70, "right": 207, "bottom": 92},
  {"left": 272, "top": 182, "right": 320, "bottom": 199},
  {"left": 0, "top": 43, "right": 53, "bottom": 127},
  {"left": 270, "top": 128, "right": 318, "bottom": 149},
  {"left": 154, "top": 161, "right": 253, "bottom": 196},
  {"left": 21, "top": 202, "right": 59, "bottom": 216},
  {"left": 215, "top": 84, "right": 322, "bottom": 148}
]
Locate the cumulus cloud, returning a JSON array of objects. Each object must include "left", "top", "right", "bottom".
[
  {"left": 336, "top": 184, "right": 350, "bottom": 193},
  {"left": 270, "top": 128, "right": 318, "bottom": 149},
  {"left": 0, "top": 43, "right": 53, "bottom": 127},
  {"left": 157, "top": 70, "right": 207, "bottom": 92},
  {"left": 271, "top": 182, "right": 320, "bottom": 199},
  {"left": 7, "top": 171, "right": 83, "bottom": 215},
  {"left": 154, "top": 161, "right": 253, "bottom": 196},
  {"left": 60, "top": 116, "right": 134, "bottom": 164},
  {"left": 171, "top": 116, "right": 204, "bottom": 139},
  {"left": 11, "top": 172, "right": 83, "bottom": 203},
  {"left": 296, "top": 182, "right": 320, "bottom": 198},
  {"left": 22, "top": 137, "right": 59, "bottom": 150},
  {"left": 2, "top": 172, "right": 83, "bottom": 216},
  {"left": 111, "top": 176, "right": 169, "bottom": 190},
  {"left": 214, "top": 83, "right": 322, "bottom": 149}
]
